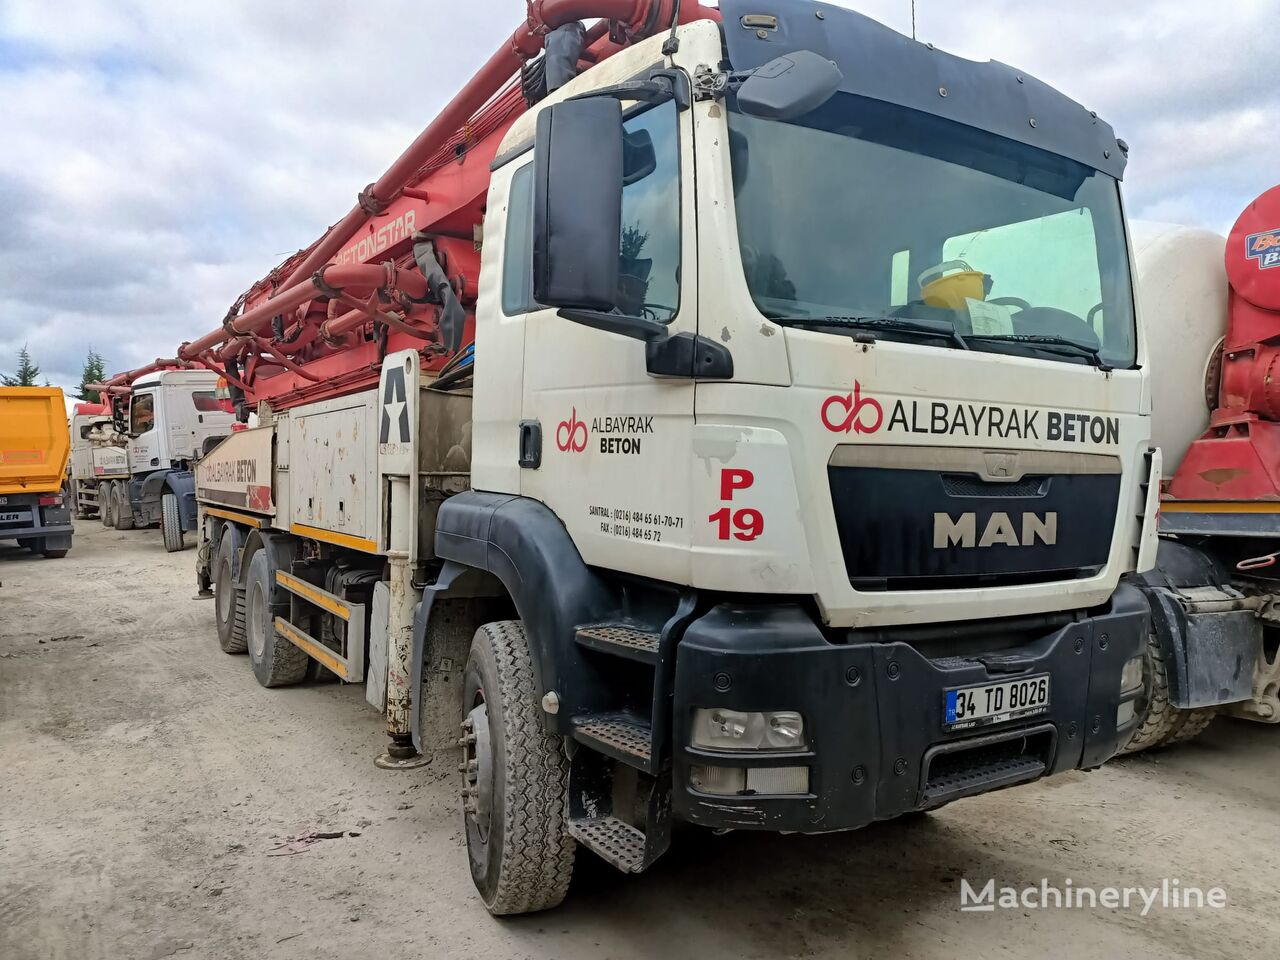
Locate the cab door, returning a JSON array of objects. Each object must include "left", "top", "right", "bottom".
[
  {"left": 127, "top": 390, "right": 162, "bottom": 471},
  {"left": 515, "top": 92, "right": 698, "bottom": 585}
]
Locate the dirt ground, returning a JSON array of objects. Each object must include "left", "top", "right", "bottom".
[{"left": 2, "top": 521, "right": 1278, "bottom": 960}]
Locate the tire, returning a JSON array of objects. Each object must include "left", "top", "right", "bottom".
[
  {"left": 461, "top": 620, "right": 575, "bottom": 915},
  {"left": 245, "top": 549, "right": 308, "bottom": 688},
  {"left": 101, "top": 484, "right": 115, "bottom": 528},
  {"left": 113, "top": 484, "right": 134, "bottom": 530},
  {"left": 214, "top": 530, "right": 247, "bottom": 654},
  {"left": 161, "top": 491, "right": 184, "bottom": 552},
  {"left": 1119, "top": 630, "right": 1179, "bottom": 755},
  {"left": 1162, "top": 707, "right": 1217, "bottom": 747}
]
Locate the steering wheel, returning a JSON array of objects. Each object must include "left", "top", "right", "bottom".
[
  {"left": 988, "top": 296, "right": 1032, "bottom": 312},
  {"left": 1011, "top": 306, "right": 1101, "bottom": 349}
]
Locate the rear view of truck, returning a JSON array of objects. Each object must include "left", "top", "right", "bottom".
[{"left": 0, "top": 387, "right": 73, "bottom": 559}]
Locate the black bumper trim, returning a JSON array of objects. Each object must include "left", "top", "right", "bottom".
[{"left": 671, "top": 584, "right": 1147, "bottom": 833}]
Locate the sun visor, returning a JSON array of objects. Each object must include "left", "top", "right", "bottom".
[{"left": 720, "top": 0, "right": 1127, "bottom": 180}]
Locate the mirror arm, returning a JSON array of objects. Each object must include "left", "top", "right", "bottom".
[
  {"left": 556, "top": 308, "right": 669, "bottom": 342},
  {"left": 566, "top": 69, "right": 691, "bottom": 111}
]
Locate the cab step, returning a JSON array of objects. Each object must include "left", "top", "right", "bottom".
[
  {"left": 574, "top": 623, "right": 661, "bottom": 664},
  {"left": 572, "top": 712, "right": 654, "bottom": 773},
  {"left": 568, "top": 816, "right": 650, "bottom": 873}
]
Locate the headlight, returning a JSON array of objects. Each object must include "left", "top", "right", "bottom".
[
  {"left": 1120, "top": 654, "right": 1145, "bottom": 694},
  {"left": 691, "top": 709, "right": 806, "bottom": 751}
]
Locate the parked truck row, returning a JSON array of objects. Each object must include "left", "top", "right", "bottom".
[{"left": 119, "top": 0, "right": 1168, "bottom": 915}]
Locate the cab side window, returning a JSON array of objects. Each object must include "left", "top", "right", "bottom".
[
  {"left": 130, "top": 394, "right": 155, "bottom": 434},
  {"left": 500, "top": 98, "right": 681, "bottom": 321}
]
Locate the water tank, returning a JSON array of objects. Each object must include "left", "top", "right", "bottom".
[{"left": 1131, "top": 221, "right": 1228, "bottom": 474}]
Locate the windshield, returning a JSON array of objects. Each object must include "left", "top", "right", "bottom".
[{"left": 728, "top": 94, "right": 1136, "bottom": 368}]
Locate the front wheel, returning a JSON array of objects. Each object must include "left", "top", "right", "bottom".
[
  {"left": 161, "top": 492, "right": 184, "bottom": 552},
  {"left": 112, "top": 484, "right": 134, "bottom": 530},
  {"left": 100, "top": 484, "right": 115, "bottom": 528},
  {"left": 461, "top": 621, "right": 575, "bottom": 915}
]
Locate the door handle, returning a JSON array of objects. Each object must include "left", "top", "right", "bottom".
[{"left": 518, "top": 420, "right": 542, "bottom": 469}]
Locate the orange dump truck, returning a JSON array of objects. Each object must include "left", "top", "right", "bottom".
[{"left": 0, "top": 387, "right": 73, "bottom": 558}]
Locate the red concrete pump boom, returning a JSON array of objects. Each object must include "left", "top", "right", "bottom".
[{"left": 162, "top": 0, "right": 718, "bottom": 413}]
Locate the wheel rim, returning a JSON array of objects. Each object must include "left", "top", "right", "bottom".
[
  {"left": 462, "top": 700, "right": 494, "bottom": 843},
  {"left": 215, "top": 558, "right": 233, "bottom": 624},
  {"left": 248, "top": 581, "right": 267, "bottom": 660}
]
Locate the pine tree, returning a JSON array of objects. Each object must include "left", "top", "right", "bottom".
[
  {"left": 1, "top": 344, "right": 41, "bottom": 387},
  {"left": 78, "top": 349, "right": 107, "bottom": 402}
]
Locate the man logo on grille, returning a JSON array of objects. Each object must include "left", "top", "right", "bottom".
[{"left": 380, "top": 367, "right": 410, "bottom": 444}]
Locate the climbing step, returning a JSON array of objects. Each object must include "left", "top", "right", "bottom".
[
  {"left": 574, "top": 623, "right": 661, "bottom": 664},
  {"left": 569, "top": 816, "right": 649, "bottom": 873},
  {"left": 572, "top": 712, "right": 654, "bottom": 772}
]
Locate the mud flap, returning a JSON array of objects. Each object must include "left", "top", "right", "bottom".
[{"left": 1146, "top": 588, "right": 1260, "bottom": 709}]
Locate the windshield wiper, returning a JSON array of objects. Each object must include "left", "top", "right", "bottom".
[
  {"left": 966, "top": 333, "right": 1112, "bottom": 371},
  {"left": 772, "top": 315, "right": 970, "bottom": 350}
]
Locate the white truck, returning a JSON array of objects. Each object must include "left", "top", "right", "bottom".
[
  {"left": 192, "top": 0, "right": 1157, "bottom": 915},
  {"left": 103, "top": 369, "right": 236, "bottom": 551},
  {"left": 68, "top": 403, "right": 129, "bottom": 521}
]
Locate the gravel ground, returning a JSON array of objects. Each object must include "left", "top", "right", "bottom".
[{"left": 2, "top": 520, "right": 1278, "bottom": 960}]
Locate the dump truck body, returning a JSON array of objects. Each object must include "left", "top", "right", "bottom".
[{"left": 0, "top": 386, "right": 73, "bottom": 557}]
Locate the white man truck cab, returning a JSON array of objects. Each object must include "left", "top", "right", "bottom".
[
  {"left": 110, "top": 369, "right": 235, "bottom": 551},
  {"left": 195, "top": 0, "right": 1157, "bottom": 915}
]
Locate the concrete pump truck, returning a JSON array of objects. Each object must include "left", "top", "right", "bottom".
[
  {"left": 87, "top": 363, "right": 236, "bottom": 550},
  {"left": 187, "top": 0, "right": 1156, "bottom": 914}
]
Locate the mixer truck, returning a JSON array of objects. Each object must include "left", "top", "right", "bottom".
[
  {"left": 1120, "top": 185, "right": 1280, "bottom": 753},
  {"left": 68, "top": 402, "right": 129, "bottom": 520},
  {"left": 184, "top": 0, "right": 1156, "bottom": 914},
  {"left": 0, "top": 386, "right": 73, "bottom": 558}
]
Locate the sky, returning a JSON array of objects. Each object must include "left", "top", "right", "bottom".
[{"left": 0, "top": 0, "right": 1276, "bottom": 392}]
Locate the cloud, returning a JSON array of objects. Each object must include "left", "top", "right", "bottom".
[{"left": 1, "top": 0, "right": 1275, "bottom": 390}]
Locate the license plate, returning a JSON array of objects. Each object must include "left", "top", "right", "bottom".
[
  {"left": 944, "top": 674, "right": 1050, "bottom": 730},
  {"left": 0, "top": 511, "right": 23, "bottom": 523}
]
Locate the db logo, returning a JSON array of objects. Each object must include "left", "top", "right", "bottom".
[
  {"left": 821, "top": 381, "right": 883, "bottom": 434},
  {"left": 556, "top": 407, "right": 588, "bottom": 452}
]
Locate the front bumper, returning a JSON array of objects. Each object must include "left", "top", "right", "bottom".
[
  {"left": 672, "top": 583, "right": 1146, "bottom": 832},
  {"left": 0, "top": 493, "right": 73, "bottom": 546}
]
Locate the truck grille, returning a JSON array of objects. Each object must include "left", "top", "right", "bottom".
[{"left": 828, "top": 446, "right": 1120, "bottom": 591}]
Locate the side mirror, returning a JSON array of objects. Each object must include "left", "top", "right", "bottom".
[
  {"left": 533, "top": 97, "right": 623, "bottom": 311},
  {"left": 737, "top": 51, "right": 843, "bottom": 122}
]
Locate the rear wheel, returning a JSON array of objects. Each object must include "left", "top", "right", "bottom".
[
  {"left": 462, "top": 620, "right": 575, "bottom": 915},
  {"left": 112, "top": 484, "right": 134, "bottom": 530},
  {"left": 245, "top": 549, "right": 308, "bottom": 687},
  {"left": 214, "top": 531, "right": 247, "bottom": 654},
  {"left": 161, "top": 491, "right": 184, "bottom": 552}
]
